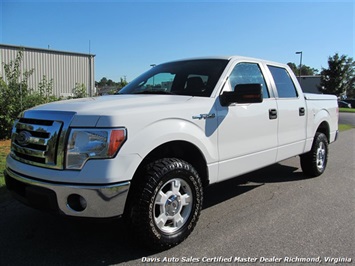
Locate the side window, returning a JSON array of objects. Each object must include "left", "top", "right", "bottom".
[
  {"left": 268, "top": 66, "right": 298, "bottom": 98},
  {"left": 229, "top": 63, "right": 269, "bottom": 98}
]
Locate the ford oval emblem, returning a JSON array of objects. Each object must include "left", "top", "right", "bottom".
[{"left": 16, "top": 131, "right": 32, "bottom": 146}]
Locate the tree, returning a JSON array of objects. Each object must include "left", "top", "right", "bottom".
[
  {"left": 118, "top": 76, "right": 128, "bottom": 89},
  {"left": 287, "top": 62, "right": 298, "bottom": 75},
  {"left": 95, "top": 76, "right": 129, "bottom": 94},
  {"left": 347, "top": 78, "right": 355, "bottom": 98},
  {"left": 319, "top": 53, "right": 355, "bottom": 97},
  {"left": 287, "top": 62, "right": 318, "bottom": 76},
  {"left": 98, "top": 77, "right": 108, "bottom": 87}
]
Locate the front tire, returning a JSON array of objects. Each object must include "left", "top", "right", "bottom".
[
  {"left": 300, "top": 132, "right": 329, "bottom": 177},
  {"left": 128, "top": 158, "right": 203, "bottom": 249}
]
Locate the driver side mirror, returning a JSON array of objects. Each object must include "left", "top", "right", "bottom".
[{"left": 220, "top": 83, "right": 263, "bottom": 106}]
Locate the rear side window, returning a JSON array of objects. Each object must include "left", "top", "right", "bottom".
[{"left": 268, "top": 66, "right": 298, "bottom": 98}]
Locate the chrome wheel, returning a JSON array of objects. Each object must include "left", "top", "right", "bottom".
[
  {"left": 153, "top": 178, "right": 193, "bottom": 234},
  {"left": 316, "top": 142, "right": 326, "bottom": 171}
]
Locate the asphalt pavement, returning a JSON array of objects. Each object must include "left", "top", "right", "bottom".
[
  {"left": 339, "top": 112, "right": 355, "bottom": 126},
  {"left": 0, "top": 129, "right": 354, "bottom": 266}
]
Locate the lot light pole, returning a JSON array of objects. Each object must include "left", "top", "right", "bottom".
[{"left": 295, "top": 51, "right": 303, "bottom": 85}]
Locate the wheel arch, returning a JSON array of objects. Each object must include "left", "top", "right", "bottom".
[
  {"left": 135, "top": 140, "right": 209, "bottom": 188},
  {"left": 123, "top": 140, "right": 209, "bottom": 220},
  {"left": 316, "top": 121, "right": 330, "bottom": 142},
  {"left": 312, "top": 109, "right": 332, "bottom": 142}
]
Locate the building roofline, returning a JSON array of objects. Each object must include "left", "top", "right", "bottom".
[{"left": 0, "top": 43, "right": 95, "bottom": 57}]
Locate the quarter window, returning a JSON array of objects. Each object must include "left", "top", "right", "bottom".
[
  {"left": 229, "top": 63, "right": 269, "bottom": 98},
  {"left": 268, "top": 66, "right": 298, "bottom": 98}
]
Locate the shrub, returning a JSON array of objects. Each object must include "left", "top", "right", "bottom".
[
  {"left": 72, "top": 83, "right": 88, "bottom": 98},
  {"left": 0, "top": 50, "right": 61, "bottom": 139}
]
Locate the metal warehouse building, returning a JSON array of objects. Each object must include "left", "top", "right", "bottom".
[{"left": 0, "top": 44, "right": 95, "bottom": 97}]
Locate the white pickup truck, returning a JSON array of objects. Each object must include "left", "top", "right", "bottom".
[{"left": 5, "top": 56, "right": 338, "bottom": 249}]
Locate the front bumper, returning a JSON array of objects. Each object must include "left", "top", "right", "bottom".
[{"left": 4, "top": 167, "right": 130, "bottom": 218}]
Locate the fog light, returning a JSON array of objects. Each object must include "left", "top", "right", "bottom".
[{"left": 67, "top": 194, "right": 87, "bottom": 212}]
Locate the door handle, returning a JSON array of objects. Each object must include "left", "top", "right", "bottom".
[
  {"left": 269, "top": 109, "right": 277, "bottom": 119},
  {"left": 299, "top": 107, "right": 305, "bottom": 116}
]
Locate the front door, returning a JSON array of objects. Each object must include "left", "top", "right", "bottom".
[{"left": 217, "top": 61, "right": 278, "bottom": 182}]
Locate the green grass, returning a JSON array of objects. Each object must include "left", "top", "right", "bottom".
[
  {"left": 0, "top": 142, "right": 10, "bottom": 185},
  {"left": 339, "top": 124, "right": 354, "bottom": 131},
  {"left": 339, "top": 108, "right": 355, "bottom": 113},
  {"left": 0, "top": 140, "right": 11, "bottom": 202}
]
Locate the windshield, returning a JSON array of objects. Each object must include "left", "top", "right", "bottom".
[{"left": 118, "top": 59, "right": 229, "bottom": 97}]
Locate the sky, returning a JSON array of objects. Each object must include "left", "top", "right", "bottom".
[{"left": 1, "top": 0, "right": 354, "bottom": 82}]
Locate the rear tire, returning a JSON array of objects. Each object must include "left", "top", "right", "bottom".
[
  {"left": 300, "top": 132, "right": 328, "bottom": 177},
  {"left": 127, "top": 158, "right": 203, "bottom": 250}
]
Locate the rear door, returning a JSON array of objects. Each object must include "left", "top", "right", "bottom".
[{"left": 267, "top": 65, "right": 307, "bottom": 161}]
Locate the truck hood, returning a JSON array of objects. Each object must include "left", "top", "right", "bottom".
[
  {"left": 26, "top": 95, "right": 195, "bottom": 127},
  {"left": 30, "top": 95, "right": 193, "bottom": 114}
]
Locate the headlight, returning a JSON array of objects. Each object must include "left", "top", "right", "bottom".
[{"left": 66, "top": 128, "right": 126, "bottom": 169}]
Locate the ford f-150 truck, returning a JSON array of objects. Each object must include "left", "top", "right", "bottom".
[{"left": 5, "top": 56, "right": 338, "bottom": 249}]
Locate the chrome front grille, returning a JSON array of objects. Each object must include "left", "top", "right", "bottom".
[{"left": 11, "top": 117, "right": 63, "bottom": 168}]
